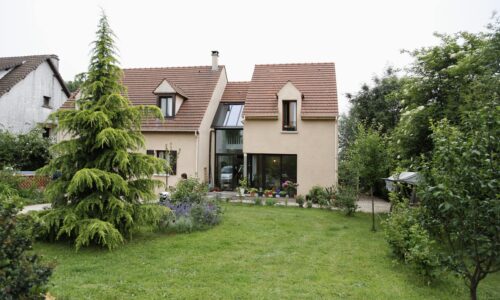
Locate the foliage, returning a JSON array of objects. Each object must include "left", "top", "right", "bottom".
[
  {"left": 0, "top": 129, "right": 53, "bottom": 171},
  {"left": 346, "top": 67, "right": 404, "bottom": 134},
  {"left": 170, "top": 177, "right": 208, "bottom": 204},
  {"left": 420, "top": 103, "right": 499, "bottom": 298},
  {"left": 389, "top": 18, "right": 500, "bottom": 169},
  {"left": 0, "top": 169, "right": 46, "bottom": 205},
  {"left": 169, "top": 216, "right": 193, "bottom": 233},
  {"left": 295, "top": 195, "right": 305, "bottom": 208},
  {"left": 65, "top": 72, "right": 87, "bottom": 93},
  {"left": 253, "top": 197, "right": 262, "bottom": 206},
  {"left": 382, "top": 198, "right": 441, "bottom": 281},
  {"left": 36, "top": 13, "right": 170, "bottom": 250},
  {"left": 307, "top": 185, "right": 329, "bottom": 206},
  {"left": 265, "top": 198, "right": 276, "bottom": 206},
  {"left": 0, "top": 197, "right": 53, "bottom": 299},
  {"left": 335, "top": 185, "right": 358, "bottom": 216},
  {"left": 282, "top": 180, "right": 298, "bottom": 196},
  {"left": 190, "top": 201, "right": 223, "bottom": 230},
  {"left": 306, "top": 200, "right": 313, "bottom": 208}
]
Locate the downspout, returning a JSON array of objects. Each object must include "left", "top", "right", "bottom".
[
  {"left": 208, "top": 129, "right": 213, "bottom": 186},
  {"left": 195, "top": 130, "right": 199, "bottom": 178}
]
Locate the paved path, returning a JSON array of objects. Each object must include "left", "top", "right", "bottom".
[
  {"left": 20, "top": 195, "right": 390, "bottom": 214},
  {"left": 20, "top": 203, "right": 51, "bottom": 214}
]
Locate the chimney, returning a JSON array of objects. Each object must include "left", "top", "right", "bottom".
[{"left": 211, "top": 50, "right": 219, "bottom": 71}]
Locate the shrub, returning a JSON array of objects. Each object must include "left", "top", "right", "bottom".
[
  {"left": 306, "top": 200, "right": 313, "bottom": 208},
  {"left": 0, "top": 197, "right": 53, "bottom": 299},
  {"left": 265, "top": 198, "right": 276, "bottom": 206},
  {"left": 335, "top": 185, "right": 358, "bottom": 216},
  {"left": 254, "top": 197, "right": 263, "bottom": 206},
  {"left": 190, "top": 201, "right": 222, "bottom": 230},
  {"left": 171, "top": 178, "right": 208, "bottom": 204},
  {"left": 170, "top": 216, "right": 193, "bottom": 233},
  {"left": 382, "top": 198, "right": 441, "bottom": 282},
  {"left": 307, "top": 185, "right": 329, "bottom": 206},
  {"left": 0, "top": 129, "right": 52, "bottom": 171},
  {"left": 295, "top": 195, "right": 305, "bottom": 208}
]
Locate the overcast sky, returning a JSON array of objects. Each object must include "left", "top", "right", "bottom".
[{"left": 0, "top": 0, "right": 498, "bottom": 113}]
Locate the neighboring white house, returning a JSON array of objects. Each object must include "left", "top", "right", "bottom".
[{"left": 0, "top": 55, "right": 70, "bottom": 136}]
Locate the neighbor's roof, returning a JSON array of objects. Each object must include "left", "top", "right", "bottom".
[
  {"left": 123, "top": 66, "right": 224, "bottom": 131},
  {"left": 244, "top": 63, "right": 338, "bottom": 119},
  {"left": 0, "top": 55, "right": 70, "bottom": 98},
  {"left": 221, "top": 81, "right": 249, "bottom": 103}
]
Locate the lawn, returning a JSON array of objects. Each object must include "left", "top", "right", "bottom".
[{"left": 35, "top": 204, "right": 500, "bottom": 299}]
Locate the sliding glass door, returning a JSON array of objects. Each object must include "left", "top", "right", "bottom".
[{"left": 247, "top": 154, "right": 297, "bottom": 190}]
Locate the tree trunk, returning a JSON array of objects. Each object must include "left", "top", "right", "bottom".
[
  {"left": 371, "top": 186, "right": 376, "bottom": 232},
  {"left": 470, "top": 281, "right": 478, "bottom": 300}
]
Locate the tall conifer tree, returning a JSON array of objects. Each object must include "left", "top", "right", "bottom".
[{"left": 39, "top": 12, "right": 170, "bottom": 250}]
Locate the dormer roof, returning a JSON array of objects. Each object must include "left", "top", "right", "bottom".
[{"left": 153, "top": 79, "right": 188, "bottom": 99}]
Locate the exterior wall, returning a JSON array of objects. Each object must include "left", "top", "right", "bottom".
[
  {"left": 143, "top": 66, "right": 227, "bottom": 191},
  {"left": 143, "top": 132, "right": 197, "bottom": 191},
  {"left": 197, "top": 67, "right": 227, "bottom": 185},
  {"left": 243, "top": 82, "right": 338, "bottom": 195},
  {"left": 0, "top": 60, "right": 67, "bottom": 134}
]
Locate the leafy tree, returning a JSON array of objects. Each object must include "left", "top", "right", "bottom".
[
  {"left": 346, "top": 67, "right": 404, "bottom": 134},
  {"left": 391, "top": 17, "right": 500, "bottom": 169},
  {"left": 350, "top": 124, "right": 388, "bottom": 231},
  {"left": 0, "top": 129, "right": 52, "bottom": 171},
  {"left": 338, "top": 113, "right": 358, "bottom": 161},
  {"left": 38, "top": 12, "right": 171, "bottom": 250},
  {"left": 420, "top": 98, "right": 499, "bottom": 299},
  {"left": 0, "top": 196, "right": 53, "bottom": 299},
  {"left": 65, "top": 72, "right": 87, "bottom": 93}
]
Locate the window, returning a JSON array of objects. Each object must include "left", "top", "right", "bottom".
[
  {"left": 212, "top": 103, "right": 244, "bottom": 128},
  {"left": 42, "top": 127, "right": 50, "bottom": 138},
  {"left": 146, "top": 150, "right": 155, "bottom": 156},
  {"left": 43, "top": 96, "right": 51, "bottom": 108},
  {"left": 159, "top": 96, "right": 175, "bottom": 117},
  {"left": 156, "top": 150, "right": 177, "bottom": 175},
  {"left": 282, "top": 100, "right": 297, "bottom": 131},
  {"left": 247, "top": 154, "right": 297, "bottom": 189}
]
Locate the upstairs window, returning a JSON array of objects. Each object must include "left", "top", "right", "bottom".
[
  {"left": 43, "top": 96, "right": 51, "bottom": 108},
  {"left": 156, "top": 150, "right": 177, "bottom": 175},
  {"left": 282, "top": 100, "right": 297, "bottom": 131},
  {"left": 159, "top": 96, "right": 175, "bottom": 117}
]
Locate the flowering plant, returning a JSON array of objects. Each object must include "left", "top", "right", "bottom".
[{"left": 282, "top": 180, "right": 298, "bottom": 196}]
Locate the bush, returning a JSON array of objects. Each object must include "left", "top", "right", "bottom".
[
  {"left": 0, "top": 197, "right": 53, "bottom": 299},
  {"left": 335, "top": 185, "right": 358, "bottom": 216},
  {"left": 254, "top": 197, "right": 263, "bottom": 206},
  {"left": 307, "top": 185, "right": 329, "bottom": 206},
  {"left": 265, "top": 198, "right": 276, "bottom": 206},
  {"left": 382, "top": 198, "right": 441, "bottom": 281},
  {"left": 306, "top": 200, "right": 313, "bottom": 208},
  {"left": 0, "top": 129, "right": 52, "bottom": 171},
  {"left": 190, "top": 201, "right": 222, "bottom": 229},
  {"left": 0, "top": 169, "right": 46, "bottom": 205},
  {"left": 170, "top": 178, "right": 208, "bottom": 204},
  {"left": 170, "top": 216, "right": 193, "bottom": 233},
  {"left": 296, "top": 195, "right": 305, "bottom": 208}
]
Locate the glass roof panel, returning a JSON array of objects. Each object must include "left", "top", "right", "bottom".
[{"left": 212, "top": 104, "right": 244, "bottom": 128}]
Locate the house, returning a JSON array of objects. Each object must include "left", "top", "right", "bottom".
[
  {"left": 63, "top": 52, "right": 338, "bottom": 195},
  {"left": 0, "top": 55, "right": 70, "bottom": 136}
]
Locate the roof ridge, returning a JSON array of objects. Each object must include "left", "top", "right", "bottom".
[
  {"left": 255, "top": 62, "right": 335, "bottom": 66},
  {"left": 0, "top": 54, "right": 58, "bottom": 60},
  {"left": 123, "top": 65, "right": 225, "bottom": 71},
  {"left": 227, "top": 81, "right": 251, "bottom": 84}
]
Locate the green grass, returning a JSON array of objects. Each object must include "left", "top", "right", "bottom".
[{"left": 35, "top": 205, "right": 500, "bottom": 299}]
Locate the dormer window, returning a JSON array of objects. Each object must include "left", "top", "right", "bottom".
[
  {"left": 283, "top": 100, "right": 297, "bottom": 131},
  {"left": 159, "top": 95, "right": 175, "bottom": 117}
]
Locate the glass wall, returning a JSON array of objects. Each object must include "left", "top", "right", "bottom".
[
  {"left": 216, "top": 130, "right": 243, "bottom": 154},
  {"left": 247, "top": 154, "right": 297, "bottom": 190}
]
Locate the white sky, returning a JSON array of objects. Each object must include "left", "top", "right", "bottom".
[{"left": 0, "top": 0, "right": 498, "bottom": 114}]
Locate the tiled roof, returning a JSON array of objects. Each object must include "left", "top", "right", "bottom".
[
  {"left": 0, "top": 54, "right": 70, "bottom": 98},
  {"left": 123, "top": 66, "right": 224, "bottom": 131},
  {"left": 244, "top": 63, "right": 338, "bottom": 119},
  {"left": 221, "top": 81, "right": 249, "bottom": 103},
  {"left": 60, "top": 66, "right": 224, "bottom": 131}
]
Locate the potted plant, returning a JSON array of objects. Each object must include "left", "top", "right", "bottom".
[
  {"left": 282, "top": 180, "right": 298, "bottom": 198},
  {"left": 264, "top": 189, "right": 273, "bottom": 198},
  {"left": 238, "top": 177, "right": 248, "bottom": 196},
  {"left": 249, "top": 188, "right": 258, "bottom": 197},
  {"left": 296, "top": 195, "right": 305, "bottom": 208}
]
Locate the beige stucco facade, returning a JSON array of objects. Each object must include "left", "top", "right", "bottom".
[
  {"left": 144, "top": 68, "right": 228, "bottom": 192},
  {"left": 243, "top": 82, "right": 338, "bottom": 195}
]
